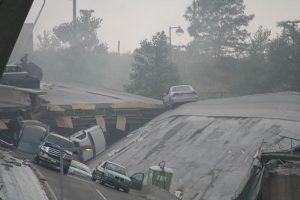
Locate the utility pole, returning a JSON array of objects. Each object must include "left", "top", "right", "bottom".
[
  {"left": 193, "top": 0, "right": 196, "bottom": 21},
  {"left": 73, "top": 0, "right": 76, "bottom": 25}
]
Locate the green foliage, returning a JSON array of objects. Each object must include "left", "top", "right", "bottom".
[
  {"left": 126, "top": 32, "right": 180, "bottom": 99},
  {"left": 37, "top": 31, "right": 61, "bottom": 51},
  {"left": 235, "top": 26, "right": 272, "bottom": 94},
  {"left": 53, "top": 11, "right": 104, "bottom": 52},
  {"left": 248, "top": 26, "right": 271, "bottom": 59},
  {"left": 185, "top": 0, "right": 254, "bottom": 57},
  {"left": 267, "top": 22, "right": 300, "bottom": 91},
  {"left": 34, "top": 11, "right": 112, "bottom": 88}
]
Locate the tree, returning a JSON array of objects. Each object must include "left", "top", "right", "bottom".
[
  {"left": 248, "top": 26, "right": 271, "bottom": 59},
  {"left": 185, "top": 0, "right": 254, "bottom": 57},
  {"left": 37, "top": 31, "right": 61, "bottom": 51},
  {"left": 34, "top": 11, "right": 108, "bottom": 87},
  {"left": 126, "top": 32, "right": 179, "bottom": 99},
  {"left": 52, "top": 10, "right": 107, "bottom": 53},
  {"left": 237, "top": 26, "right": 272, "bottom": 94},
  {"left": 267, "top": 21, "right": 300, "bottom": 91}
]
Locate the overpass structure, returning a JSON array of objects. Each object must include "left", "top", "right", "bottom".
[
  {"left": 0, "top": 82, "right": 164, "bottom": 144},
  {"left": 36, "top": 82, "right": 164, "bottom": 144}
]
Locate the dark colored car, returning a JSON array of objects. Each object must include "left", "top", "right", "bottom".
[
  {"left": 0, "top": 120, "right": 49, "bottom": 158},
  {"left": 16, "top": 125, "right": 47, "bottom": 153},
  {"left": 92, "top": 161, "right": 144, "bottom": 193},
  {"left": 163, "top": 85, "right": 199, "bottom": 109},
  {"left": 35, "top": 133, "right": 73, "bottom": 173}
]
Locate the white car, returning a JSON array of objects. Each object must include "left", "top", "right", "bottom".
[
  {"left": 68, "top": 160, "right": 92, "bottom": 180},
  {"left": 163, "top": 85, "right": 199, "bottom": 108}
]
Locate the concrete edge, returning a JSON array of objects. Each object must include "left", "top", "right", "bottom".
[{"left": 28, "top": 163, "right": 57, "bottom": 200}]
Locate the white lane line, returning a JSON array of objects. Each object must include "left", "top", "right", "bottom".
[{"left": 96, "top": 189, "right": 108, "bottom": 200}]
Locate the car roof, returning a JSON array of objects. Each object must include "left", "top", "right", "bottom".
[
  {"left": 170, "top": 85, "right": 194, "bottom": 90},
  {"left": 171, "top": 85, "right": 193, "bottom": 88},
  {"left": 47, "top": 133, "right": 73, "bottom": 142},
  {"left": 106, "top": 160, "right": 126, "bottom": 168}
]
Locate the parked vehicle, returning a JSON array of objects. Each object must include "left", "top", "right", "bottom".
[
  {"left": 92, "top": 161, "right": 144, "bottom": 193},
  {"left": 163, "top": 85, "right": 199, "bottom": 109},
  {"left": 35, "top": 133, "right": 73, "bottom": 173},
  {"left": 68, "top": 160, "right": 92, "bottom": 180},
  {"left": 70, "top": 125, "right": 106, "bottom": 162}
]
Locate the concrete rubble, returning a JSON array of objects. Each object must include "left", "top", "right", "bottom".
[{"left": 0, "top": 149, "right": 49, "bottom": 200}]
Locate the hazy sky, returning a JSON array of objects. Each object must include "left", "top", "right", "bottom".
[{"left": 26, "top": 0, "right": 300, "bottom": 53}]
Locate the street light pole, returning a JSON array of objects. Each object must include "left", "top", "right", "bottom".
[
  {"left": 73, "top": 0, "right": 76, "bottom": 24},
  {"left": 168, "top": 26, "right": 184, "bottom": 63},
  {"left": 59, "top": 148, "right": 64, "bottom": 200},
  {"left": 169, "top": 26, "right": 172, "bottom": 62}
]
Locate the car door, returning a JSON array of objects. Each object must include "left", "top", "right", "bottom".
[{"left": 130, "top": 173, "right": 144, "bottom": 190}]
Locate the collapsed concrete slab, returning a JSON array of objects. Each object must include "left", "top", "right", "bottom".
[{"left": 88, "top": 92, "right": 300, "bottom": 200}]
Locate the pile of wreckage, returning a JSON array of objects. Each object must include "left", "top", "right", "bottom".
[{"left": 234, "top": 135, "right": 300, "bottom": 200}]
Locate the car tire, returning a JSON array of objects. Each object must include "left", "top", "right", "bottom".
[
  {"left": 99, "top": 175, "right": 104, "bottom": 185},
  {"left": 163, "top": 100, "right": 167, "bottom": 109},
  {"left": 124, "top": 188, "right": 130, "bottom": 193},
  {"left": 34, "top": 156, "right": 40, "bottom": 164},
  {"left": 114, "top": 186, "right": 119, "bottom": 190},
  {"left": 63, "top": 167, "right": 69, "bottom": 174},
  {"left": 169, "top": 102, "right": 174, "bottom": 109}
]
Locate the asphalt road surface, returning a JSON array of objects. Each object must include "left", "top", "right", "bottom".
[{"left": 34, "top": 164, "right": 146, "bottom": 200}]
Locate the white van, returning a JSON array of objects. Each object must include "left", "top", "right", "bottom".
[{"left": 70, "top": 125, "right": 106, "bottom": 162}]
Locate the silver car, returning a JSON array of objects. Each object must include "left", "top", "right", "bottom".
[
  {"left": 92, "top": 161, "right": 144, "bottom": 193},
  {"left": 163, "top": 85, "right": 199, "bottom": 108}
]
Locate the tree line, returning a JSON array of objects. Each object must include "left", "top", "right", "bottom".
[{"left": 34, "top": 0, "right": 300, "bottom": 99}]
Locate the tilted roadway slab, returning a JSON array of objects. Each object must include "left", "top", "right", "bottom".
[
  {"left": 88, "top": 92, "right": 300, "bottom": 200},
  {"left": 38, "top": 82, "right": 163, "bottom": 134},
  {"left": 40, "top": 82, "right": 162, "bottom": 107}
]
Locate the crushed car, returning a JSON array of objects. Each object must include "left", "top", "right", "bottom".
[
  {"left": 0, "top": 120, "right": 49, "bottom": 157},
  {"left": 70, "top": 125, "right": 106, "bottom": 163}
]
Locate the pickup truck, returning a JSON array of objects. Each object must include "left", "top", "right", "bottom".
[{"left": 35, "top": 133, "right": 73, "bottom": 173}]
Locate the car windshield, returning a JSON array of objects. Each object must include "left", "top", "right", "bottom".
[
  {"left": 106, "top": 162, "right": 126, "bottom": 175},
  {"left": 17, "top": 126, "right": 47, "bottom": 153},
  {"left": 172, "top": 85, "right": 192, "bottom": 92},
  {"left": 45, "top": 134, "right": 73, "bottom": 149}
]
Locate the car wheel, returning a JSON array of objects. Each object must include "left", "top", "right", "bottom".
[
  {"left": 124, "top": 188, "right": 130, "bottom": 193},
  {"left": 169, "top": 102, "right": 174, "bottom": 109},
  {"left": 163, "top": 100, "right": 167, "bottom": 109},
  {"left": 114, "top": 186, "right": 119, "bottom": 190},
  {"left": 99, "top": 175, "right": 104, "bottom": 185},
  {"left": 34, "top": 156, "right": 40, "bottom": 164},
  {"left": 63, "top": 166, "right": 69, "bottom": 174}
]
